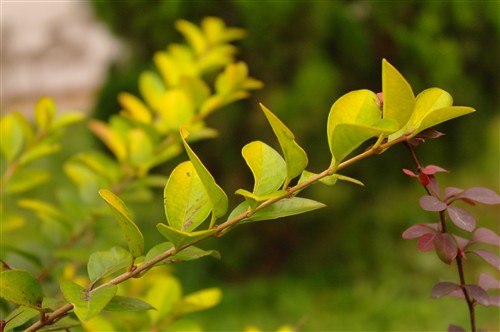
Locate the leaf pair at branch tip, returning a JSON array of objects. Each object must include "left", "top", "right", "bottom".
[{"left": 381, "top": 59, "right": 476, "bottom": 141}]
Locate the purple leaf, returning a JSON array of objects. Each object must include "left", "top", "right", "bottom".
[
  {"left": 465, "top": 284, "right": 489, "bottom": 306},
  {"left": 469, "top": 228, "right": 500, "bottom": 247},
  {"left": 419, "top": 196, "right": 447, "bottom": 212},
  {"left": 460, "top": 187, "right": 500, "bottom": 205},
  {"left": 448, "top": 324, "right": 466, "bottom": 332},
  {"left": 434, "top": 233, "right": 457, "bottom": 264},
  {"left": 468, "top": 249, "right": 500, "bottom": 270},
  {"left": 416, "top": 129, "right": 445, "bottom": 140},
  {"left": 447, "top": 206, "right": 476, "bottom": 232},
  {"left": 402, "top": 224, "right": 438, "bottom": 239},
  {"left": 421, "top": 165, "right": 449, "bottom": 175},
  {"left": 418, "top": 233, "right": 436, "bottom": 252},
  {"left": 444, "top": 187, "right": 464, "bottom": 200},
  {"left": 430, "top": 281, "right": 460, "bottom": 298},
  {"left": 478, "top": 273, "right": 500, "bottom": 290}
]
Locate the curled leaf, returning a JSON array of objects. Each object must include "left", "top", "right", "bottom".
[{"left": 433, "top": 233, "right": 457, "bottom": 264}]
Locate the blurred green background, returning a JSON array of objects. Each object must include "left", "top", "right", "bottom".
[{"left": 89, "top": 1, "right": 499, "bottom": 330}]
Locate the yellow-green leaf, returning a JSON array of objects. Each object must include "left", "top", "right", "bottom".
[
  {"left": 139, "top": 71, "right": 166, "bottom": 112},
  {"left": 181, "top": 129, "right": 228, "bottom": 226},
  {"left": 99, "top": 189, "right": 144, "bottom": 258},
  {"left": 34, "top": 97, "right": 56, "bottom": 130},
  {"left": 241, "top": 141, "right": 286, "bottom": 196},
  {"left": 0, "top": 114, "right": 24, "bottom": 161},
  {"left": 156, "top": 223, "right": 217, "bottom": 249},
  {"left": 164, "top": 161, "right": 212, "bottom": 232},
  {"left": 260, "top": 104, "right": 308, "bottom": 187},
  {"left": 118, "top": 92, "right": 152, "bottom": 123},
  {"left": 176, "top": 287, "right": 222, "bottom": 315},
  {"left": 176, "top": 19, "right": 206, "bottom": 56},
  {"left": 88, "top": 120, "right": 127, "bottom": 162},
  {"left": 382, "top": 59, "right": 415, "bottom": 128},
  {"left": 327, "top": 89, "right": 398, "bottom": 167}
]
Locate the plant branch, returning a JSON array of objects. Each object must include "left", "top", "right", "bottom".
[
  {"left": 25, "top": 133, "right": 410, "bottom": 331},
  {"left": 404, "top": 141, "right": 476, "bottom": 332}
]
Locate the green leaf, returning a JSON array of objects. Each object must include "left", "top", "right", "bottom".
[
  {"left": 99, "top": 189, "right": 145, "bottom": 258},
  {"left": 241, "top": 141, "right": 286, "bottom": 196},
  {"left": 164, "top": 161, "right": 212, "bottom": 232},
  {"left": 327, "top": 89, "right": 398, "bottom": 167},
  {"left": 0, "top": 270, "right": 44, "bottom": 309},
  {"left": 87, "top": 247, "right": 132, "bottom": 284},
  {"left": 176, "top": 287, "right": 222, "bottom": 315},
  {"left": 2, "top": 306, "right": 39, "bottom": 332},
  {"left": 260, "top": 103, "right": 308, "bottom": 187},
  {"left": 228, "top": 197, "right": 326, "bottom": 223},
  {"left": 60, "top": 281, "right": 117, "bottom": 322},
  {"left": 34, "top": 97, "right": 56, "bottom": 130},
  {"left": 145, "top": 242, "right": 220, "bottom": 265},
  {"left": 104, "top": 295, "right": 155, "bottom": 312},
  {"left": 417, "top": 105, "right": 475, "bottom": 134},
  {"left": 181, "top": 129, "right": 228, "bottom": 226},
  {"left": 382, "top": 59, "right": 415, "bottom": 128},
  {"left": 0, "top": 114, "right": 25, "bottom": 161},
  {"left": 156, "top": 223, "right": 216, "bottom": 249},
  {"left": 118, "top": 92, "right": 152, "bottom": 123}
]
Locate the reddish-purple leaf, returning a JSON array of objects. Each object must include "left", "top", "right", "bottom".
[
  {"left": 478, "top": 273, "right": 500, "bottom": 290},
  {"left": 460, "top": 187, "right": 500, "bottom": 205},
  {"left": 434, "top": 233, "right": 457, "bottom": 264},
  {"left": 469, "top": 228, "right": 500, "bottom": 247},
  {"left": 447, "top": 287, "right": 466, "bottom": 300},
  {"left": 422, "top": 165, "right": 449, "bottom": 175},
  {"left": 448, "top": 324, "right": 466, "bottom": 332},
  {"left": 402, "top": 224, "right": 438, "bottom": 239},
  {"left": 468, "top": 249, "right": 500, "bottom": 270},
  {"left": 419, "top": 196, "right": 447, "bottom": 212},
  {"left": 430, "top": 281, "right": 460, "bottom": 298},
  {"left": 465, "top": 284, "right": 489, "bottom": 306},
  {"left": 418, "top": 233, "right": 436, "bottom": 252},
  {"left": 427, "top": 176, "right": 441, "bottom": 198},
  {"left": 418, "top": 172, "right": 430, "bottom": 186},
  {"left": 402, "top": 168, "right": 417, "bottom": 178},
  {"left": 444, "top": 187, "right": 464, "bottom": 200},
  {"left": 447, "top": 206, "right": 476, "bottom": 232}
]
